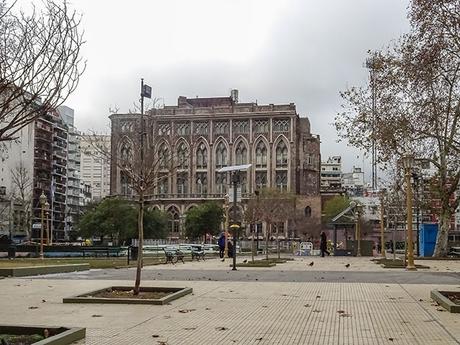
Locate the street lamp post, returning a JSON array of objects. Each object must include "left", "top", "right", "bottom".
[
  {"left": 45, "top": 201, "right": 50, "bottom": 245},
  {"left": 355, "top": 203, "right": 363, "bottom": 257},
  {"left": 379, "top": 189, "right": 386, "bottom": 257},
  {"left": 402, "top": 153, "right": 417, "bottom": 271},
  {"left": 39, "top": 191, "right": 47, "bottom": 259}
]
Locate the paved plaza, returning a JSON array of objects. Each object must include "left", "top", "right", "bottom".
[{"left": 0, "top": 256, "right": 459, "bottom": 344}]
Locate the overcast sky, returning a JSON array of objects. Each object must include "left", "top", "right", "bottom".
[{"left": 63, "top": 0, "right": 410, "bottom": 180}]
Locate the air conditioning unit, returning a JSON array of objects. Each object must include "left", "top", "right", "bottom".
[{"left": 0, "top": 186, "right": 6, "bottom": 195}]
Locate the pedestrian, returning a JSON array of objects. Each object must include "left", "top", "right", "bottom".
[
  {"left": 218, "top": 233, "right": 225, "bottom": 259},
  {"left": 227, "top": 240, "right": 234, "bottom": 258},
  {"left": 320, "top": 231, "right": 330, "bottom": 257}
]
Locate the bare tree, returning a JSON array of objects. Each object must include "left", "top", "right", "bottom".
[
  {"left": 245, "top": 188, "right": 296, "bottom": 260},
  {"left": 10, "top": 162, "right": 33, "bottom": 237},
  {"left": 0, "top": 0, "right": 85, "bottom": 142},
  {"left": 335, "top": 0, "right": 460, "bottom": 256},
  {"left": 87, "top": 117, "right": 185, "bottom": 295}
]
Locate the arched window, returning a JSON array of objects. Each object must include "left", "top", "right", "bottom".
[
  {"left": 276, "top": 141, "right": 288, "bottom": 168},
  {"left": 120, "top": 142, "right": 132, "bottom": 162},
  {"left": 196, "top": 172, "right": 207, "bottom": 194},
  {"left": 255, "top": 141, "right": 267, "bottom": 168},
  {"left": 177, "top": 142, "right": 188, "bottom": 169},
  {"left": 120, "top": 171, "right": 131, "bottom": 196},
  {"left": 235, "top": 141, "right": 247, "bottom": 165},
  {"left": 304, "top": 206, "right": 312, "bottom": 218},
  {"left": 196, "top": 143, "right": 207, "bottom": 169},
  {"left": 158, "top": 174, "right": 168, "bottom": 194},
  {"left": 275, "top": 171, "right": 288, "bottom": 191},
  {"left": 158, "top": 143, "right": 169, "bottom": 169},
  {"left": 215, "top": 142, "right": 227, "bottom": 168},
  {"left": 215, "top": 172, "right": 227, "bottom": 194},
  {"left": 177, "top": 173, "right": 188, "bottom": 194},
  {"left": 167, "top": 207, "right": 180, "bottom": 234}
]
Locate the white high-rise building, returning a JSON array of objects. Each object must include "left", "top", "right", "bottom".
[{"left": 80, "top": 135, "right": 111, "bottom": 201}]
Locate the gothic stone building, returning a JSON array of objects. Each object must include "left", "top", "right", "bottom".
[{"left": 110, "top": 91, "right": 321, "bottom": 240}]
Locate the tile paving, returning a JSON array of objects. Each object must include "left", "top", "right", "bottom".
[{"left": 0, "top": 257, "right": 459, "bottom": 344}]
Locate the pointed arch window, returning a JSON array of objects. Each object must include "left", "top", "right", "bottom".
[
  {"left": 120, "top": 142, "right": 132, "bottom": 162},
  {"left": 177, "top": 142, "right": 188, "bottom": 169},
  {"left": 158, "top": 143, "right": 169, "bottom": 169},
  {"left": 167, "top": 207, "right": 180, "bottom": 234},
  {"left": 276, "top": 141, "right": 288, "bottom": 168},
  {"left": 215, "top": 142, "right": 227, "bottom": 168},
  {"left": 255, "top": 141, "right": 267, "bottom": 168},
  {"left": 215, "top": 172, "right": 227, "bottom": 194},
  {"left": 235, "top": 141, "right": 247, "bottom": 166},
  {"left": 276, "top": 171, "right": 288, "bottom": 191},
  {"left": 196, "top": 172, "right": 207, "bottom": 194},
  {"left": 177, "top": 173, "right": 188, "bottom": 194},
  {"left": 196, "top": 143, "right": 207, "bottom": 169},
  {"left": 120, "top": 171, "right": 131, "bottom": 196}
]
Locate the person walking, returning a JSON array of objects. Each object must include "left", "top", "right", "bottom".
[
  {"left": 320, "top": 231, "right": 330, "bottom": 257},
  {"left": 218, "top": 233, "right": 225, "bottom": 259}
]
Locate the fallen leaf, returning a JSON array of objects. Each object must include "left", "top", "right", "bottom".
[
  {"left": 28, "top": 306, "right": 38, "bottom": 309},
  {"left": 256, "top": 337, "right": 263, "bottom": 341},
  {"left": 92, "top": 314, "right": 102, "bottom": 317},
  {"left": 316, "top": 296, "right": 321, "bottom": 299},
  {"left": 184, "top": 327, "right": 197, "bottom": 331},
  {"left": 436, "top": 308, "right": 445, "bottom": 312},
  {"left": 262, "top": 305, "right": 268, "bottom": 308},
  {"left": 337, "top": 310, "right": 345, "bottom": 314},
  {"left": 152, "top": 335, "right": 159, "bottom": 338},
  {"left": 304, "top": 304, "right": 311, "bottom": 308},
  {"left": 205, "top": 307, "right": 211, "bottom": 310},
  {"left": 340, "top": 313, "right": 352, "bottom": 317},
  {"left": 313, "top": 309, "right": 321, "bottom": 313},
  {"left": 388, "top": 337, "right": 394, "bottom": 341},
  {"left": 41, "top": 299, "right": 46, "bottom": 303},
  {"left": 215, "top": 327, "right": 228, "bottom": 331},
  {"left": 178, "top": 309, "right": 196, "bottom": 313}
]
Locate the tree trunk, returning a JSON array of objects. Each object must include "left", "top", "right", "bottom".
[
  {"left": 134, "top": 192, "right": 144, "bottom": 295},
  {"left": 433, "top": 210, "right": 450, "bottom": 257},
  {"left": 277, "top": 231, "right": 280, "bottom": 260},
  {"left": 265, "top": 223, "right": 270, "bottom": 261},
  {"left": 251, "top": 223, "right": 255, "bottom": 263}
]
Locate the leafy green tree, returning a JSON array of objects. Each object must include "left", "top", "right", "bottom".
[
  {"left": 142, "top": 208, "right": 169, "bottom": 239},
  {"left": 78, "top": 198, "right": 136, "bottom": 243},
  {"left": 184, "top": 202, "right": 224, "bottom": 240},
  {"left": 322, "top": 196, "right": 351, "bottom": 224}
]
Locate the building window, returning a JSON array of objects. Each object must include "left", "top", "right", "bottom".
[
  {"left": 196, "top": 143, "right": 207, "bottom": 169},
  {"left": 214, "top": 121, "right": 229, "bottom": 135},
  {"left": 254, "top": 120, "right": 269, "bottom": 133},
  {"left": 194, "top": 122, "right": 209, "bottom": 135},
  {"left": 273, "top": 119, "right": 290, "bottom": 132},
  {"left": 177, "top": 142, "right": 188, "bottom": 169},
  {"left": 304, "top": 206, "right": 312, "bottom": 217},
  {"left": 177, "top": 173, "right": 188, "bottom": 194},
  {"left": 196, "top": 173, "right": 207, "bottom": 194},
  {"left": 275, "top": 171, "right": 288, "bottom": 191},
  {"left": 158, "top": 175, "right": 168, "bottom": 194},
  {"left": 276, "top": 141, "right": 288, "bottom": 168},
  {"left": 168, "top": 207, "right": 180, "bottom": 234},
  {"left": 255, "top": 141, "right": 267, "bottom": 168},
  {"left": 176, "top": 122, "right": 190, "bottom": 136},
  {"left": 216, "top": 172, "right": 227, "bottom": 194},
  {"left": 158, "top": 143, "right": 169, "bottom": 169},
  {"left": 233, "top": 120, "right": 249, "bottom": 134},
  {"left": 240, "top": 172, "right": 247, "bottom": 194},
  {"left": 120, "top": 142, "right": 132, "bottom": 162},
  {"left": 215, "top": 142, "right": 227, "bottom": 168},
  {"left": 158, "top": 122, "right": 171, "bottom": 136},
  {"left": 120, "top": 172, "right": 131, "bottom": 196},
  {"left": 235, "top": 141, "right": 247, "bottom": 165},
  {"left": 255, "top": 171, "right": 267, "bottom": 190}
]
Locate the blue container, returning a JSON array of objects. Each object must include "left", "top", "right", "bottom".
[{"left": 419, "top": 223, "right": 438, "bottom": 257}]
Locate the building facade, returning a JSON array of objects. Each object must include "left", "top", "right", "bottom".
[
  {"left": 320, "top": 156, "right": 342, "bottom": 193},
  {"left": 80, "top": 135, "right": 111, "bottom": 201},
  {"left": 110, "top": 91, "right": 321, "bottom": 240}
]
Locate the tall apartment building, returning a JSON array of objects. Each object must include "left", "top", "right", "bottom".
[
  {"left": 80, "top": 135, "right": 111, "bottom": 201},
  {"left": 109, "top": 91, "right": 322, "bottom": 240},
  {"left": 320, "top": 156, "right": 342, "bottom": 193},
  {"left": 59, "top": 106, "right": 82, "bottom": 239},
  {"left": 342, "top": 166, "right": 365, "bottom": 196}
]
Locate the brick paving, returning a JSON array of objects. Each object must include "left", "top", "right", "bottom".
[{"left": 0, "top": 257, "right": 459, "bottom": 344}]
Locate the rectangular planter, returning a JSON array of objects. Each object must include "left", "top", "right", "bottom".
[
  {"left": 0, "top": 325, "right": 85, "bottom": 345},
  {"left": 0, "top": 264, "right": 89, "bottom": 277},
  {"left": 431, "top": 290, "right": 460, "bottom": 313},
  {"left": 63, "top": 286, "right": 192, "bottom": 305}
]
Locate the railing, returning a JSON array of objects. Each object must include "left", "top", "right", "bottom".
[{"left": 139, "top": 192, "right": 253, "bottom": 201}]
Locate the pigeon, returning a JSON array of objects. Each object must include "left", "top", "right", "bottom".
[
  {"left": 243, "top": 259, "right": 248, "bottom": 263},
  {"left": 345, "top": 264, "right": 350, "bottom": 268},
  {"left": 308, "top": 261, "right": 314, "bottom": 266}
]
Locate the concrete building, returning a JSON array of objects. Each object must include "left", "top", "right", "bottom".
[
  {"left": 109, "top": 91, "right": 322, "bottom": 240},
  {"left": 80, "top": 135, "right": 111, "bottom": 201},
  {"left": 342, "top": 167, "right": 365, "bottom": 196},
  {"left": 321, "top": 156, "right": 342, "bottom": 193}
]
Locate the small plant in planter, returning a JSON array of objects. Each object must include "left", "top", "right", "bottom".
[{"left": 0, "top": 326, "right": 85, "bottom": 345}]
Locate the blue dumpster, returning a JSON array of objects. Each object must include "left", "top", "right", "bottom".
[{"left": 419, "top": 223, "right": 438, "bottom": 257}]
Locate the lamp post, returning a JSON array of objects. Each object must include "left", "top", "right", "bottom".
[
  {"left": 402, "top": 153, "right": 417, "bottom": 271},
  {"left": 39, "top": 191, "right": 47, "bottom": 259},
  {"left": 355, "top": 203, "right": 363, "bottom": 257},
  {"left": 379, "top": 189, "right": 386, "bottom": 257},
  {"left": 45, "top": 201, "right": 50, "bottom": 245}
]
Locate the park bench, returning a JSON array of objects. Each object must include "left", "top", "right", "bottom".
[
  {"left": 191, "top": 247, "right": 206, "bottom": 261},
  {"left": 448, "top": 246, "right": 460, "bottom": 257},
  {"left": 163, "top": 248, "right": 185, "bottom": 264}
]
